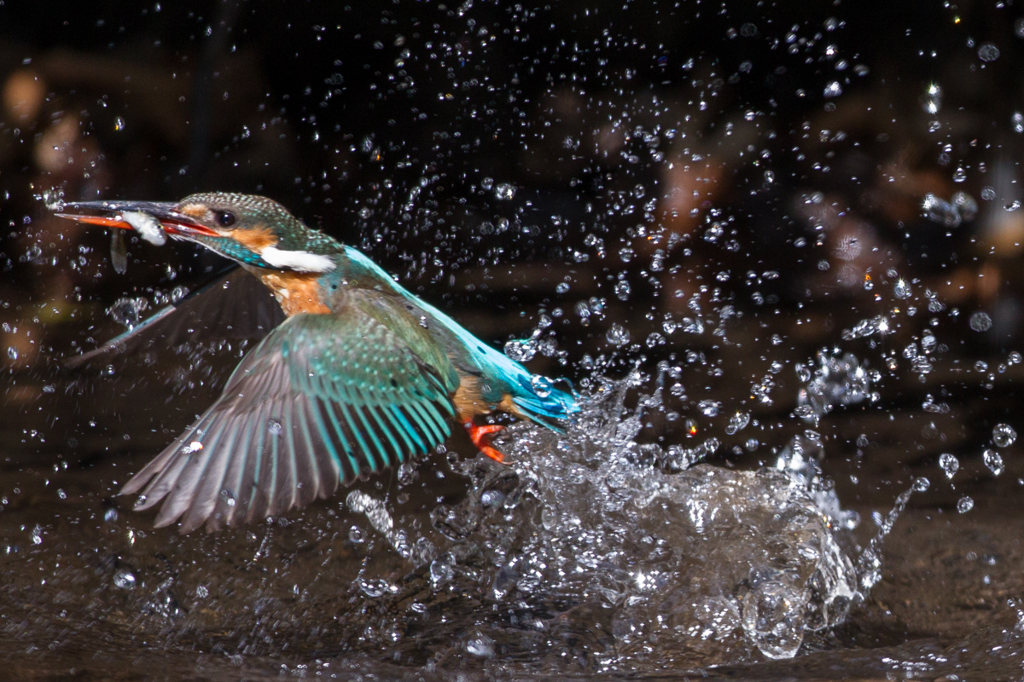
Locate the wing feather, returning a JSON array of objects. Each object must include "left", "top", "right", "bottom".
[
  {"left": 207, "top": 415, "right": 246, "bottom": 528},
  {"left": 290, "top": 398, "right": 322, "bottom": 502},
  {"left": 68, "top": 267, "right": 285, "bottom": 368},
  {"left": 120, "top": 292, "right": 459, "bottom": 532},
  {"left": 176, "top": 417, "right": 235, "bottom": 532},
  {"left": 380, "top": 405, "right": 416, "bottom": 460},
  {"left": 353, "top": 405, "right": 389, "bottom": 471}
]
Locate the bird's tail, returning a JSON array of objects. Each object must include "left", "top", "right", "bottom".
[{"left": 403, "top": 292, "right": 580, "bottom": 430}]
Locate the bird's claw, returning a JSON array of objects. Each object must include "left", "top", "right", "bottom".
[{"left": 465, "top": 423, "right": 506, "bottom": 463}]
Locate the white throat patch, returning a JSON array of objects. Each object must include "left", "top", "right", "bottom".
[{"left": 259, "top": 245, "right": 335, "bottom": 273}]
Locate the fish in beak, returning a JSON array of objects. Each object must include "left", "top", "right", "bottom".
[{"left": 56, "top": 200, "right": 220, "bottom": 245}]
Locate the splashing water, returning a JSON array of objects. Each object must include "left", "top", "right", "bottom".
[
  {"left": 794, "top": 351, "right": 876, "bottom": 425},
  {"left": 334, "top": 365, "right": 902, "bottom": 669}
]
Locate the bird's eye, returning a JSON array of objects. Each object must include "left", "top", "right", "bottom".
[{"left": 215, "top": 210, "right": 237, "bottom": 228}]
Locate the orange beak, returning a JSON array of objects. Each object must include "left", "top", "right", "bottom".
[{"left": 54, "top": 213, "right": 143, "bottom": 230}]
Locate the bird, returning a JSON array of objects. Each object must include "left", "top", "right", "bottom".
[{"left": 57, "top": 193, "right": 578, "bottom": 533}]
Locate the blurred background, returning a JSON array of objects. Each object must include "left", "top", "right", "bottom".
[{"left": 2, "top": 0, "right": 1024, "bottom": 678}]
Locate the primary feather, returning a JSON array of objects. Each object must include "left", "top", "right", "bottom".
[{"left": 122, "top": 292, "right": 459, "bottom": 532}]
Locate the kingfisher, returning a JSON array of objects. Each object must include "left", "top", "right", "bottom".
[{"left": 57, "top": 193, "right": 577, "bottom": 533}]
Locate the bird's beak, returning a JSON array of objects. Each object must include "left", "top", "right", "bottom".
[{"left": 56, "top": 200, "right": 219, "bottom": 238}]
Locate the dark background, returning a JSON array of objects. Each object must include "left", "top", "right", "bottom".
[{"left": 1, "top": 1, "right": 1024, "bottom": 678}]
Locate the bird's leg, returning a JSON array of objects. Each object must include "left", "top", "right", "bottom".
[{"left": 464, "top": 422, "right": 506, "bottom": 463}]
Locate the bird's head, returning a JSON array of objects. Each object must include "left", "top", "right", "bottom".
[{"left": 58, "top": 193, "right": 338, "bottom": 273}]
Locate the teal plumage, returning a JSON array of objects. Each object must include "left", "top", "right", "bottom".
[
  {"left": 338, "top": 247, "right": 576, "bottom": 423},
  {"left": 59, "top": 193, "right": 577, "bottom": 532}
]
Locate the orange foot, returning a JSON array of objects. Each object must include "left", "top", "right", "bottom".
[{"left": 464, "top": 423, "right": 506, "bottom": 463}]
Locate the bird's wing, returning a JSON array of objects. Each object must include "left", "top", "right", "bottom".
[
  {"left": 120, "top": 292, "right": 460, "bottom": 533},
  {"left": 67, "top": 267, "right": 285, "bottom": 368}
]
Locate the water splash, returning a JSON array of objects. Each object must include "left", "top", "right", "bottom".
[
  {"left": 794, "top": 351, "right": 875, "bottom": 425},
  {"left": 332, "top": 369, "right": 899, "bottom": 667}
]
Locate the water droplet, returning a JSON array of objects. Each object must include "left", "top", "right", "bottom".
[
  {"left": 993, "top": 424, "right": 1017, "bottom": 448},
  {"left": 969, "top": 311, "right": 993, "bottom": 332},
  {"left": 358, "top": 578, "right": 390, "bottom": 598},
  {"left": 953, "top": 192, "right": 978, "bottom": 221},
  {"left": 504, "top": 339, "right": 537, "bottom": 362},
  {"left": 113, "top": 568, "right": 137, "bottom": 590},
  {"left": 114, "top": 116, "right": 125, "bottom": 131},
  {"left": 606, "top": 323, "right": 631, "bottom": 347},
  {"left": 725, "top": 411, "right": 750, "bottom": 435},
  {"left": 108, "top": 297, "right": 150, "bottom": 330},
  {"left": 614, "top": 280, "right": 631, "bottom": 301},
  {"left": 698, "top": 400, "right": 721, "bottom": 418},
  {"left": 741, "top": 580, "right": 807, "bottom": 659},
  {"left": 397, "top": 462, "right": 417, "bottom": 486},
  {"left": 348, "top": 525, "right": 365, "bottom": 543},
  {"left": 530, "top": 375, "right": 553, "bottom": 398},
  {"left": 6, "top": 347, "right": 17, "bottom": 361},
  {"left": 893, "top": 278, "right": 912, "bottom": 300},
  {"left": 1014, "top": 112, "right": 1024, "bottom": 134},
  {"left": 939, "top": 453, "right": 959, "bottom": 479},
  {"left": 555, "top": 282, "right": 570, "bottom": 294},
  {"left": 957, "top": 496, "right": 975, "bottom": 513},
  {"left": 494, "top": 183, "right": 515, "bottom": 200},
  {"left": 267, "top": 419, "right": 283, "bottom": 436},
  {"left": 795, "top": 364, "right": 812, "bottom": 383},
  {"left": 978, "top": 43, "right": 1001, "bottom": 62},
  {"left": 823, "top": 81, "right": 842, "bottom": 98},
  {"left": 921, "top": 193, "right": 961, "bottom": 228},
  {"left": 430, "top": 553, "right": 454, "bottom": 587},
  {"left": 921, "top": 83, "right": 942, "bottom": 114},
  {"left": 704, "top": 223, "right": 724, "bottom": 242},
  {"left": 464, "top": 632, "right": 496, "bottom": 658},
  {"left": 983, "top": 449, "right": 1005, "bottom": 476},
  {"left": 480, "top": 489, "right": 506, "bottom": 507}
]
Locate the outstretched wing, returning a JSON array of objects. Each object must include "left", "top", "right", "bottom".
[
  {"left": 120, "top": 292, "right": 460, "bottom": 533},
  {"left": 68, "top": 267, "right": 285, "bottom": 368}
]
